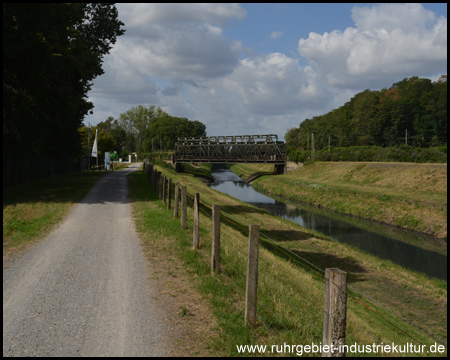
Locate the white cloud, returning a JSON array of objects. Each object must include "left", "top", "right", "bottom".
[
  {"left": 119, "top": 3, "right": 246, "bottom": 28},
  {"left": 351, "top": 3, "right": 436, "bottom": 32},
  {"left": 108, "top": 3, "right": 248, "bottom": 81},
  {"left": 117, "top": 24, "right": 238, "bottom": 80},
  {"left": 298, "top": 3, "right": 447, "bottom": 89},
  {"left": 269, "top": 31, "right": 284, "bottom": 40},
  {"left": 219, "top": 53, "right": 330, "bottom": 116},
  {"left": 87, "top": 4, "right": 247, "bottom": 123},
  {"left": 86, "top": 3, "right": 447, "bottom": 140}
]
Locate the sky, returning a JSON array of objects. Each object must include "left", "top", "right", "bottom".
[{"left": 84, "top": 3, "right": 447, "bottom": 140}]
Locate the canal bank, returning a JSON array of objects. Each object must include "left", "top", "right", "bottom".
[
  {"left": 149, "top": 160, "right": 447, "bottom": 349},
  {"left": 209, "top": 167, "right": 447, "bottom": 281},
  {"left": 232, "top": 162, "right": 447, "bottom": 239}
]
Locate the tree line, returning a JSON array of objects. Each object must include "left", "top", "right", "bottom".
[
  {"left": 79, "top": 105, "right": 207, "bottom": 160},
  {"left": 285, "top": 76, "right": 447, "bottom": 154},
  {"left": 3, "top": 4, "right": 205, "bottom": 163},
  {"left": 3, "top": 4, "right": 125, "bottom": 156}
]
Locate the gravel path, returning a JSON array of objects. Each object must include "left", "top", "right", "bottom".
[{"left": 3, "top": 164, "right": 171, "bottom": 356}]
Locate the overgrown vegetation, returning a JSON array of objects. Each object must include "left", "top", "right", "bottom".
[{"left": 288, "top": 145, "right": 447, "bottom": 164}]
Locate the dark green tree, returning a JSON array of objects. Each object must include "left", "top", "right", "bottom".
[
  {"left": 78, "top": 124, "right": 116, "bottom": 161},
  {"left": 284, "top": 127, "right": 301, "bottom": 150},
  {"left": 297, "top": 76, "right": 447, "bottom": 149},
  {"left": 119, "top": 105, "right": 167, "bottom": 155},
  {"left": 3, "top": 3, "right": 125, "bottom": 155},
  {"left": 146, "top": 115, "right": 207, "bottom": 151}
]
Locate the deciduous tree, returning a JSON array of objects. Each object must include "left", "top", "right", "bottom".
[{"left": 3, "top": 3, "right": 125, "bottom": 155}]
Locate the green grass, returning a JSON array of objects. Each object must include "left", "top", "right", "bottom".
[
  {"left": 128, "top": 162, "right": 447, "bottom": 357},
  {"left": 246, "top": 162, "right": 447, "bottom": 238},
  {"left": 127, "top": 169, "right": 256, "bottom": 356},
  {"left": 4, "top": 161, "right": 446, "bottom": 356},
  {"left": 3, "top": 170, "right": 112, "bottom": 254},
  {"left": 181, "top": 162, "right": 215, "bottom": 181},
  {"left": 230, "top": 163, "right": 274, "bottom": 180}
]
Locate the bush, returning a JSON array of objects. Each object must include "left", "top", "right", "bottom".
[{"left": 288, "top": 146, "right": 447, "bottom": 163}]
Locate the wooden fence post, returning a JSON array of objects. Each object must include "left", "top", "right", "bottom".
[
  {"left": 181, "top": 186, "right": 187, "bottom": 229},
  {"left": 157, "top": 172, "right": 162, "bottom": 199},
  {"left": 152, "top": 168, "right": 156, "bottom": 189},
  {"left": 211, "top": 205, "right": 220, "bottom": 274},
  {"left": 162, "top": 175, "right": 167, "bottom": 204},
  {"left": 322, "top": 268, "right": 347, "bottom": 357},
  {"left": 245, "top": 224, "right": 260, "bottom": 327},
  {"left": 159, "top": 174, "right": 163, "bottom": 200},
  {"left": 167, "top": 178, "right": 172, "bottom": 210},
  {"left": 193, "top": 193, "right": 200, "bottom": 249},
  {"left": 174, "top": 181, "right": 179, "bottom": 218}
]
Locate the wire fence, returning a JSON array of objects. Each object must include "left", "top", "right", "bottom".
[{"left": 144, "top": 160, "right": 447, "bottom": 357}]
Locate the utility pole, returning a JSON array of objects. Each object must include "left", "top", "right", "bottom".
[{"left": 405, "top": 129, "right": 408, "bottom": 145}]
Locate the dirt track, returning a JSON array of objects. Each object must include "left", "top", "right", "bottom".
[{"left": 3, "top": 164, "right": 172, "bottom": 356}]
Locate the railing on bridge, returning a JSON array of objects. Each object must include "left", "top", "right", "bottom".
[{"left": 174, "top": 134, "right": 286, "bottom": 164}]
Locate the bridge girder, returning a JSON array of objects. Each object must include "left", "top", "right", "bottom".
[{"left": 174, "top": 134, "right": 286, "bottom": 164}]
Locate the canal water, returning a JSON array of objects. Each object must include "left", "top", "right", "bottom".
[{"left": 208, "top": 168, "right": 447, "bottom": 281}]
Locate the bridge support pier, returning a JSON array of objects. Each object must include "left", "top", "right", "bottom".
[{"left": 274, "top": 164, "right": 285, "bottom": 174}]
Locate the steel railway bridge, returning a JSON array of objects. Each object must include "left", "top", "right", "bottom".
[{"left": 173, "top": 134, "right": 286, "bottom": 173}]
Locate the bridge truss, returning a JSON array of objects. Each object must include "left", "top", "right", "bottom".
[{"left": 174, "top": 134, "right": 286, "bottom": 164}]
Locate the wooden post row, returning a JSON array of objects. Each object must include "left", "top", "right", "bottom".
[
  {"left": 211, "top": 205, "right": 220, "bottom": 274},
  {"left": 174, "top": 182, "right": 179, "bottom": 218},
  {"left": 162, "top": 175, "right": 166, "bottom": 204},
  {"left": 159, "top": 173, "right": 163, "bottom": 200},
  {"left": 245, "top": 224, "right": 260, "bottom": 327},
  {"left": 148, "top": 164, "right": 153, "bottom": 180},
  {"left": 322, "top": 268, "right": 347, "bottom": 357},
  {"left": 167, "top": 178, "right": 172, "bottom": 210},
  {"left": 193, "top": 193, "right": 200, "bottom": 249},
  {"left": 181, "top": 186, "right": 187, "bottom": 229}
]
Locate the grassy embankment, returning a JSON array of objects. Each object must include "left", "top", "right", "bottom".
[
  {"left": 232, "top": 162, "right": 447, "bottom": 239},
  {"left": 3, "top": 163, "right": 132, "bottom": 257},
  {"left": 129, "top": 160, "right": 447, "bottom": 356}
]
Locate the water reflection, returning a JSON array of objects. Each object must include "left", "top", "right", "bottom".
[{"left": 209, "top": 169, "right": 447, "bottom": 281}]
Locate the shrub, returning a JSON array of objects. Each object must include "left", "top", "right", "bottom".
[{"left": 288, "top": 146, "right": 447, "bottom": 163}]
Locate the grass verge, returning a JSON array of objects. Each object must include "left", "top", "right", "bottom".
[
  {"left": 128, "top": 161, "right": 447, "bottom": 357},
  {"left": 3, "top": 170, "right": 111, "bottom": 257},
  {"left": 127, "top": 169, "right": 256, "bottom": 356}
]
